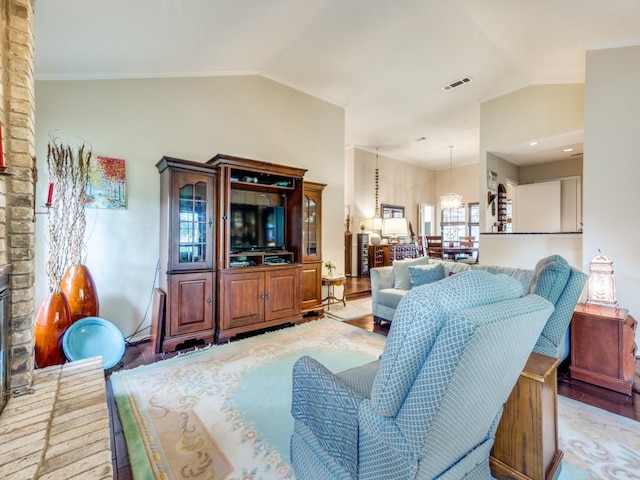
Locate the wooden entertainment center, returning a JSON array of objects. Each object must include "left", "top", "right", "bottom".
[{"left": 156, "top": 154, "right": 318, "bottom": 350}]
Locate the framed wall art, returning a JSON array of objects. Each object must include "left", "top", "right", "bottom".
[
  {"left": 86, "top": 155, "right": 126, "bottom": 209},
  {"left": 381, "top": 204, "right": 405, "bottom": 219}
]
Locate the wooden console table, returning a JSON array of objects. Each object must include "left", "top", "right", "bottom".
[{"left": 491, "top": 352, "right": 562, "bottom": 480}]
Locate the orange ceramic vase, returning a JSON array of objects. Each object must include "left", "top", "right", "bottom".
[
  {"left": 60, "top": 264, "right": 99, "bottom": 323},
  {"left": 34, "top": 292, "right": 72, "bottom": 368}
]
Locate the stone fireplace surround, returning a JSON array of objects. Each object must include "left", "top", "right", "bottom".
[
  {"left": 0, "top": 265, "right": 11, "bottom": 415},
  {"left": 0, "top": 3, "right": 113, "bottom": 478},
  {"left": 1, "top": 0, "right": 38, "bottom": 394}
]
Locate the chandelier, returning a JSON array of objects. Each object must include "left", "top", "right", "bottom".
[{"left": 441, "top": 145, "right": 462, "bottom": 210}]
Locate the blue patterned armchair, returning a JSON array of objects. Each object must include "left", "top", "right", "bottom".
[{"left": 291, "top": 270, "right": 554, "bottom": 479}]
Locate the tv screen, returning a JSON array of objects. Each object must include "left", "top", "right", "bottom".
[{"left": 230, "top": 203, "right": 285, "bottom": 252}]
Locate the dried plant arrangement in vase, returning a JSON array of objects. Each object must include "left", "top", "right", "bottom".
[
  {"left": 45, "top": 138, "right": 92, "bottom": 287},
  {"left": 35, "top": 138, "right": 93, "bottom": 366}
]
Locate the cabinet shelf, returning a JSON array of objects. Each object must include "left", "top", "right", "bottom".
[
  {"left": 229, "top": 252, "right": 294, "bottom": 268},
  {"left": 229, "top": 167, "right": 296, "bottom": 189}
]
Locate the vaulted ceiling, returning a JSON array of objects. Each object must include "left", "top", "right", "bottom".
[{"left": 34, "top": 0, "right": 640, "bottom": 169}]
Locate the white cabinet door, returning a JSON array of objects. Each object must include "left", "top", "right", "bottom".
[{"left": 514, "top": 181, "right": 561, "bottom": 233}]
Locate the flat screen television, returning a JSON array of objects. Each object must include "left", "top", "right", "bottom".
[{"left": 230, "top": 203, "right": 285, "bottom": 252}]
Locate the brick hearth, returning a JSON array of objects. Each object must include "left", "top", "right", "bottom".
[{"left": 0, "top": 357, "right": 112, "bottom": 479}]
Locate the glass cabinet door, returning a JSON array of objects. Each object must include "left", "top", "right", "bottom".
[
  {"left": 172, "top": 172, "right": 214, "bottom": 270},
  {"left": 303, "top": 191, "right": 320, "bottom": 261}
]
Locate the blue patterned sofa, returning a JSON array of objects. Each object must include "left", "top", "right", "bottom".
[
  {"left": 291, "top": 270, "right": 555, "bottom": 479},
  {"left": 370, "top": 255, "right": 587, "bottom": 361}
]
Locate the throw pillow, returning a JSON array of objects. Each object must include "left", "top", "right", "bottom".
[
  {"left": 392, "top": 256, "right": 430, "bottom": 290},
  {"left": 529, "top": 255, "right": 571, "bottom": 305},
  {"left": 408, "top": 264, "right": 445, "bottom": 287}
]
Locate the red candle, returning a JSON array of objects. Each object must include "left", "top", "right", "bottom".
[{"left": 46, "top": 183, "right": 54, "bottom": 205}]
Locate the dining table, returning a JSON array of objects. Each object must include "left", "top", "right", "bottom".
[{"left": 442, "top": 245, "right": 478, "bottom": 260}]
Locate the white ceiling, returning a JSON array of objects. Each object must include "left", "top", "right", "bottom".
[{"left": 33, "top": 0, "right": 640, "bottom": 170}]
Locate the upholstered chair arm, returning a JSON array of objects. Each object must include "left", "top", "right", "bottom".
[
  {"left": 370, "top": 266, "right": 394, "bottom": 291},
  {"left": 291, "top": 355, "right": 366, "bottom": 479},
  {"left": 370, "top": 267, "right": 393, "bottom": 317}
]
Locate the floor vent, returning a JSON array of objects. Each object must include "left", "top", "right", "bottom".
[{"left": 442, "top": 77, "right": 472, "bottom": 91}]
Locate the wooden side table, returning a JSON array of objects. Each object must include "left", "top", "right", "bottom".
[
  {"left": 570, "top": 303, "right": 637, "bottom": 395},
  {"left": 491, "top": 352, "right": 562, "bottom": 480},
  {"left": 321, "top": 275, "right": 346, "bottom": 310}
]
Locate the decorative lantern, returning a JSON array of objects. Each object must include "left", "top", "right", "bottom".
[{"left": 585, "top": 251, "right": 618, "bottom": 309}]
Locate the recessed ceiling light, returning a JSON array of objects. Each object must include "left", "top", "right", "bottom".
[
  {"left": 562, "top": 147, "right": 574, "bottom": 152},
  {"left": 529, "top": 141, "right": 538, "bottom": 146}
]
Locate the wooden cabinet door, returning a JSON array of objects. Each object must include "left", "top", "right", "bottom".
[
  {"left": 265, "top": 267, "right": 301, "bottom": 322},
  {"left": 301, "top": 261, "right": 322, "bottom": 311},
  {"left": 168, "top": 272, "right": 213, "bottom": 337},
  {"left": 220, "top": 271, "right": 265, "bottom": 330}
]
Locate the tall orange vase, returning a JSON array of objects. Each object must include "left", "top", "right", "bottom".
[
  {"left": 60, "top": 264, "right": 99, "bottom": 323},
  {"left": 34, "top": 292, "right": 72, "bottom": 368}
]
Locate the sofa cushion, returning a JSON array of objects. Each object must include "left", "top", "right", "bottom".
[
  {"left": 392, "top": 256, "right": 430, "bottom": 290},
  {"left": 529, "top": 255, "right": 571, "bottom": 305},
  {"left": 429, "top": 259, "right": 474, "bottom": 276},
  {"left": 480, "top": 265, "right": 534, "bottom": 292},
  {"left": 408, "top": 264, "right": 445, "bottom": 287}
]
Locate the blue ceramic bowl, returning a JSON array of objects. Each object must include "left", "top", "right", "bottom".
[{"left": 62, "top": 317, "right": 125, "bottom": 370}]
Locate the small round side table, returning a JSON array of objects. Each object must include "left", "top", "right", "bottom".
[{"left": 321, "top": 275, "right": 346, "bottom": 310}]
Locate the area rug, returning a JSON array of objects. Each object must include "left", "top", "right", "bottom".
[
  {"left": 324, "top": 296, "right": 372, "bottom": 321},
  {"left": 112, "top": 318, "right": 640, "bottom": 480},
  {"left": 557, "top": 396, "right": 640, "bottom": 479},
  {"left": 111, "top": 318, "right": 385, "bottom": 479}
]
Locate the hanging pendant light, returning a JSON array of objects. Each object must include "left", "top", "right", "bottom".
[
  {"left": 441, "top": 145, "right": 462, "bottom": 210},
  {"left": 369, "top": 147, "right": 382, "bottom": 245}
]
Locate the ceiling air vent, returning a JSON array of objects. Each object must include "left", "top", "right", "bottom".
[{"left": 442, "top": 77, "right": 472, "bottom": 92}]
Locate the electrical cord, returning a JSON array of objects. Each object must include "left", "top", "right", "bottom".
[{"left": 124, "top": 258, "right": 160, "bottom": 345}]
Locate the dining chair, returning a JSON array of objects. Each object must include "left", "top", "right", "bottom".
[
  {"left": 425, "top": 235, "right": 443, "bottom": 259},
  {"left": 457, "top": 235, "right": 477, "bottom": 263}
]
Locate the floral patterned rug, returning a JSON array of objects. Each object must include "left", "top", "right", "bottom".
[
  {"left": 111, "top": 318, "right": 385, "bottom": 479},
  {"left": 111, "top": 318, "right": 640, "bottom": 480},
  {"left": 558, "top": 396, "right": 640, "bottom": 479}
]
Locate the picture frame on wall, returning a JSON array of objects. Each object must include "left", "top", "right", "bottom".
[
  {"left": 381, "top": 204, "right": 404, "bottom": 219},
  {"left": 487, "top": 169, "right": 498, "bottom": 190}
]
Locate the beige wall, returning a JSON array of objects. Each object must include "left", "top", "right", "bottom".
[
  {"left": 434, "top": 162, "right": 479, "bottom": 232},
  {"left": 519, "top": 156, "right": 583, "bottom": 184},
  {"left": 348, "top": 147, "right": 479, "bottom": 231},
  {"left": 584, "top": 46, "right": 640, "bottom": 345},
  {"left": 481, "top": 84, "right": 585, "bottom": 155},
  {"left": 345, "top": 146, "right": 479, "bottom": 272},
  {"left": 480, "top": 84, "right": 585, "bottom": 231},
  {"left": 350, "top": 147, "right": 437, "bottom": 230},
  {"left": 35, "top": 75, "right": 345, "bottom": 339},
  {"left": 479, "top": 49, "right": 640, "bottom": 345}
]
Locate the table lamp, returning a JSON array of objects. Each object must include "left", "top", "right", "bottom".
[
  {"left": 585, "top": 251, "right": 618, "bottom": 309},
  {"left": 382, "top": 217, "right": 408, "bottom": 244}
]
